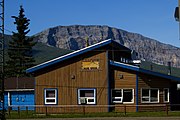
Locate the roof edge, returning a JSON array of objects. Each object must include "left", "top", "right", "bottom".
[
  {"left": 5, "top": 89, "right": 34, "bottom": 92},
  {"left": 110, "top": 60, "right": 180, "bottom": 82},
  {"left": 27, "top": 39, "right": 122, "bottom": 73}
]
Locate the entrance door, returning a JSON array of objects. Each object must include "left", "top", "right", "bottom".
[{"left": 170, "top": 83, "right": 180, "bottom": 110}]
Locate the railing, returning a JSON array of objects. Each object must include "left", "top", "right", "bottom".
[{"left": 6, "top": 104, "right": 180, "bottom": 118}]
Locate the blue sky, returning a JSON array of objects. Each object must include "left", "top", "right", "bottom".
[{"left": 4, "top": 0, "right": 180, "bottom": 47}]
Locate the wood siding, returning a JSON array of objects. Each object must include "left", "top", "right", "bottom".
[
  {"left": 35, "top": 51, "right": 109, "bottom": 113},
  {"left": 138, "top": 73, "right": 171, "bottom": 112},
  {"left": 111, "top": 67, "right": 173, "bottom": 112},
  {"left": 111, "top": 67, "right": 137, "bottom": 112}
]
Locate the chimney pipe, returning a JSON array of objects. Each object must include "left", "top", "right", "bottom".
[
  {"left": 168, "top": 62, "right": 171, "bottom": 75},
  {"left": 85, "top": 36, "right": 89, "bottom": 47}
]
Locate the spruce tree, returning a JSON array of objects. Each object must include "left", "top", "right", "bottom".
[{"left": 6, "top": 5, "right": 36, "bottom": 77}]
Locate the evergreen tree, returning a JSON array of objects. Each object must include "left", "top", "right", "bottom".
[{"left": 6, "top": 5, "right": 36, "bottom": 77}]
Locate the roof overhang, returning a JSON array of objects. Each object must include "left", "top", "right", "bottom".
[
  {"left": 27, "top": 39, "right": 131, "bottom": 73},
  {"left": 110, "top": 61, "right": 180, "bottom": 82},
  {"left": 5, "top": 89, "right": 34, "bottom": 92}
]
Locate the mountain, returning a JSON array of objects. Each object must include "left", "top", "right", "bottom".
[
  {"left": 33, "top": 25, "right": 180, "bottom": 68},
  {"left": 3, "top": 34, "right": 72, "bottom": 65},
  {"left": 32, "top": 42, "right": 72, "bottom": 64}
]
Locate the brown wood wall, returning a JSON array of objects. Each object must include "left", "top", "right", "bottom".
[
  {"left": 35, "top": 51, "right": 109, "bottom": 113},
  {"left": 112, "top": 67, "right": 137, "bottom": 112},
  {"left": 138, "top": 74, "right": 171, "bottom": 112},
  {"left": 33, "top": 47, "right": 175, "bottom": 113},
  {"left": 111, "top": 67, "right": 172, "bottom": 112}
]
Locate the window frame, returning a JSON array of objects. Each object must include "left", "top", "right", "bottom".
[
  {"left": 44, "top": 88, "right": 58, "bottom": 105},
  {"left": 141, "top": 88, "right": 159, "bottom": 103},
  {"left": 123, "top": 89, "right": 134, "bottom": 104},
  {"left": 111, "top": 88, "right": 134, "bottom": 104},
  {"left": 112, "top": 89, "right": 123, "bottom": 103},
  {"left": 77, "top": 88, "right": 96, "bottom": 105},
  {"left": 164, "top": 88, "right": 169, "bottom": 103}
]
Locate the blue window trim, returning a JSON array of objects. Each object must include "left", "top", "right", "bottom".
[
  {"left": 77, "top": 88, "right": 97, "bottom": 105},
  {"left": 44, "top": 88, "right": 58, "bottom": 105}
]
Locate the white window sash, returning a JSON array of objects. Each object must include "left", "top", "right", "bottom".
[
  {"left": 111, "top": 88, "right": 134, "bottom": 104},
  {"left": 44, "top": 89, "right": 57, "bottom": 105},
  {"left": 142, "top": 96, "right": 150, "bottom": 103},
  {"left": 78, "top": 89, "right": 96, "bottom": 105},
  {"left": 164, "top": 88, "right": 169, "bottom": 103},
  {"left": 141, "top": 88, "right": 159, "bottom": 103},
  {"left": 45, "top": 98, "right": 57, "bottom": 104},
  {"left": 123, "top": 89, "right": 134, "bottom": 104}
]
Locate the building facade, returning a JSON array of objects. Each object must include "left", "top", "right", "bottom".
[
  {"left": 2, "top": 77, "right": 34, "bottom": 110},
  {"left": 26, "top": 39, "right": 180, "bottom": 113}
]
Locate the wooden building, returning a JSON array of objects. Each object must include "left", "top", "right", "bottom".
[
  {"left": 1, "top": 77, "right": 35, "bottom": 110},
  {"left": 26, "top": 39, "right": 180, "bottom": 113}
]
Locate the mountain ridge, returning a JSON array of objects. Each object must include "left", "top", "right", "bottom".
[
  {"left": 33, "top": 25, "right": 180, "bottom": 68},
  {"left": 3, "top": 34, "right": 72, "bottom": 65}
]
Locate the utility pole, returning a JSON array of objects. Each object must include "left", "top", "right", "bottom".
[
  {"left": 179, "top": 0, "right": 180, "bottom": 21},
  {"left": 0, "top": 0, "right": 5, "bottom": 120},
  {"left": 178, "top": 0, "right": 180, "bottom": 39}
]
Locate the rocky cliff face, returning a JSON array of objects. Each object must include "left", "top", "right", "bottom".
[{"left": 33, "top": 25, "right": 180, "bottom": 67}]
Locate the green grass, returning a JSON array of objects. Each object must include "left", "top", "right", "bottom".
[{"left": 6, "top": 111, "right": 180, "bottom": 119}]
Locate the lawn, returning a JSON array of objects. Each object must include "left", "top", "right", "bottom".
[{"left": 6, "top": 111, "right": 180, "bottom": 119}]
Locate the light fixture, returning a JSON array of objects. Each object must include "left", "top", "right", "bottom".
[
  {"left": 119, "top": 74, "right": 123, "bottom": 79},
  {"left": 71, "top": 75, "right": 75, "bottom": 79}
]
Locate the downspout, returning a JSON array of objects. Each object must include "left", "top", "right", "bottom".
[
  {"left": 136, "top": 72, "right": 139, "bottom": 112},
  {"left": 33, "top": 76, "right": 36, "bottom": 111},
  {"left": 106, "top": 50, "right": 111, "bottom": 112},
  {"left": 8, "top": 92, "right": 11, "bottom": 106}
]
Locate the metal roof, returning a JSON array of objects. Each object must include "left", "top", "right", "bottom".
[
  {"left": 110, "top": 61, "right": 180, "bottom": 82},
  {"left": 5, "top": 77, "right": 35, "bottom": 90}
]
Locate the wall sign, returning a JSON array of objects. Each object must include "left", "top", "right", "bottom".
[{"left": 82, "top": 60, "right": 99, "bottom": 69}]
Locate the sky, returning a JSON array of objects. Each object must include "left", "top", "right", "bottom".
[{"left": 4, "top": 0, "right": 180, "bottom": 47}]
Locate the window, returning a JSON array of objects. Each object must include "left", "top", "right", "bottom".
[
  {"left": 78, "top": 89, "right": 96, "bottom": 105},
  {"left": 164, "top": 88, "right": 169, "bottom": 103},
  {"left": 112, "top": 89, "right": 123, "bottom": 103},
  {"left": 123, "top": 89, "right": 134, "bottom": 103},
  {"left": 141, "top": 88, "right": 159, "bottom": 103},
  {"left": 141, "top": 89, "right": 149, "bottom": 102},
  {"left": 44, "top": 89, "right": 57, "bottom": 105},
  {"left": 112, "top": 89, "right": 134, "bottom": 104}
]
